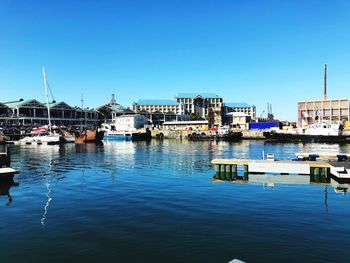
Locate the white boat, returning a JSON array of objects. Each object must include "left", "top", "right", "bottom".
[
  {"left": 101, "top": 123, "right": 135, "bottom": 136},
  {"left": 19, "top": 131, "right": 62, "bottom": 144},
  {"left": 19, "top": 67, "right": 62, "bottom": 144},
  {"left": 264, "top": 121, "right": 350, "bottom": 143}
]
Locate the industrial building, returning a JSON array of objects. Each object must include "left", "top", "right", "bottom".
[
  {"left": 297, "top": 65, "right": 350, "bottom": 127},
  {"left": 298, "top": 99, "right": 350, "bottom": 127}
]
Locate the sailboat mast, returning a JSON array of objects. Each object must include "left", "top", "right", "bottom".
[{"left": 43, "top": 66, "right": 52, "bottom": 134}]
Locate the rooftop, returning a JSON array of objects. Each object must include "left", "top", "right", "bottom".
[
  {"left": 135, "top": 99, "right": 180, "bottom": 106},
  {"left": 225, "top": 102, "right": 255, "bottom": 108},
  {"left": 175, "top": 93, "right": 221, "bottom": 99}
]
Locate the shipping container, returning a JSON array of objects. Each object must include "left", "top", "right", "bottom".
[{"left": 249, "top": 122, "right": 279, "bottom": 130}]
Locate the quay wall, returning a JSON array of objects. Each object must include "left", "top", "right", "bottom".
[{"left": 150, "top": 129, "right": 266, "bottom": 140}]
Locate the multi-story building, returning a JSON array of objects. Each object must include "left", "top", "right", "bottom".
[
  {"left": 224, "top": 102, "right": 256, "bottom": 120},
  {"left": 132, "top": 99, "right": 185, "bottom": 126},
  {"left": 133, "top": 99, "right": 183, "bottom": 115},
  {"left": 174, "top": 93, "right": 223, "bottom": 120},
  {"left": 298, "top": 99, "right": 350, "bottom": 127},
  {"left": 0, "top": 98, "right": 102, "bottom": 126}
]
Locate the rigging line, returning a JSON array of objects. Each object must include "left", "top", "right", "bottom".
[{"left": 47, "top": 80, "right": 55, "bottom": 102}]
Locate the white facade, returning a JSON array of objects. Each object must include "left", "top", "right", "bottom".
[
  {"left": 133, "top": 100, "right": 183, "bottom": 115},
  {"left": 298, "top": 99, "right": 350, "bottom": 127},
  {"left": 225, "top": 103, "right": 256, "bottom": 120},
  {"left": 101, "top": 114, "right": 147, "bottom": 135},
  {"left": 175, "top": 93, "right": 223, "bottom": 119}
]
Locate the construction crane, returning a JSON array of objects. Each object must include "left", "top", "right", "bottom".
[
  {"left": 259, "top": 110, "right": 265, "bottom": 119},
  {"left": 267, "top": 103, "right": 274, "bottom": 121}
]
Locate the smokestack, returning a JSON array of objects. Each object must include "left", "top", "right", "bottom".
[{"left": 323, "top": 64, "right": 327, "bottom": 101}]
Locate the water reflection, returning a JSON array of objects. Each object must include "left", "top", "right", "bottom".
[
  {"left": 0, "top": 176, "right": 19, "bottom": 205},
  {"left": 2, "top": 139, "right": 350, "bottom": 262},
  {"left": 213, "top": 171, "right": 350, "bottom": 194}
]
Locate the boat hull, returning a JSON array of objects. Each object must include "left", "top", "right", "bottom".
[
  {"left": 75, "top": 130, "right": 104, "bottom": 144},
  {"left": 263, "top": 131, "right": 350, "bottom": 143},
  {"left": 188, "top": 132, "right": 243, "bottom": 142}
]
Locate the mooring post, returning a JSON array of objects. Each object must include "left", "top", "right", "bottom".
[
  {"left": 232, "top": 164, "right": 237, "bottom": 180},
  {"left": 320, "top": 168, "right": 326, "bottom": 183},
  {"left": 225, "top": 165, "right": 232, "bottom": 180},
  {"left": 243, "top": 164, "right": 249, "bottom": 181},
  {"left": 215, "top": 164, "right": 221, "bottom": 179}
]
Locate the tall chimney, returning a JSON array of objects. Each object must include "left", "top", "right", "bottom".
[{"left": 323, "top": 64, "right": 327, "bottom": 101}]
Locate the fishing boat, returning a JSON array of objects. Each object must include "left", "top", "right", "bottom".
[
  {"left": 75, "top": 129, "right": 104, "bottom": 144},
  {"left": 188, "top": 125, "right": 242, "bottom": 142},
  {"left": 19, "top": 67, "right": 62, "bottom": 144},
  {"left": 263, "top": 121, "right": 350, "bottom": 143}
]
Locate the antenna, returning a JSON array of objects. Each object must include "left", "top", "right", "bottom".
[{"left": 323, "top": 64, "right": 327, "bottom": 101}]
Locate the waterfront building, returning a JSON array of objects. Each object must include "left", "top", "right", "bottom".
[
  {"left": 0, "top": 98, "right": 102, "bottom": 127},
  {"left": 101, "top": 114, "right": 147, "bottom": 135},
  {"left": 133, "top": 99, "right": 183, "bottom": 115},
  {"left": 225, "top": 112, "right": 251, "bottom": 129},
  {"left": 174, "top": 93, "right": 223, "bottom": 119},
  {"left": 0, "top": 103, "right": 9, "bottom": 117},
  {"left": 116, "top": 114, "right": 147, "bottom": 130},
  {"left": 96, "top": 94, "right": 126, "bottom": 121},
  {"left": 298, "top": 99, "right": 350, "bottom": 127},
  {"left": 132, "top": 99, "right": 186, "bottom": 126},
  {"left": 162, "top": 120, "right": 209, "bottom": 132},
  {"left": 224, "top": 102, "right": 256, "bottom": 120}
]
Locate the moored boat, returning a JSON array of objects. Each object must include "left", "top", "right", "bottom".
[
  {"left": 19, "top": 67, "right": 64, "bottom": 144},
  {"left": 188, "top": 125, "right": 243, "bottom": 142},
  {"left": 75, "top": 129, "right": 104, "bottom": 144},
  {"left": 263, "top": 121, "right": 350, "bottom": 143}
]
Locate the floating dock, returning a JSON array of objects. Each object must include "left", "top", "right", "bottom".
[
  {"left": 0, "top": 147, "right": 19, "bottom": 179},
  {"left": 211, "top": 157, "right": 350, "bottom": 183}
]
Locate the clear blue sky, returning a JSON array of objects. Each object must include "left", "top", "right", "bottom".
[{"left": 1, "top": 0, "right": 349, "bottom": 120}]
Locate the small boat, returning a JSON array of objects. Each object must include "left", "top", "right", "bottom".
[
  {"left": 75, "top": 129, "right": 104, "bottom": 144},
  {"left": 188, "top": 131, "right": 242, "bottom": 141},
  {"left": 20, "top": 67, "right": 63, "bottom": 144},
  {"left": 188, "top": 125, "right": 242, "bottom": 142},
  {"left": 131, "top": 128, "right": 152, "bottom": 141},
  {"left": 19, "top": 131, "right": 62, "bottom": 144}
]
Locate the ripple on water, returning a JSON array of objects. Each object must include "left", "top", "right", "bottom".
[{"left": 1, "top": 140, "right": 350, "bottom": 263}]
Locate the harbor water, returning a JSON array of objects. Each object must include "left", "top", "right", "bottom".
[{"left": 1, "top": 139, "right": 350, "bottom": 262}]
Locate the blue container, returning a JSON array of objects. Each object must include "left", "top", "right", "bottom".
[{"left": 249, "top": 122, "right": 279, "bottom": 130}]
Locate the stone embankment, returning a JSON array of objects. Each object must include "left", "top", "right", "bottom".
[{"left": 150, "top": 129, "right": 266, "bottom": 140}]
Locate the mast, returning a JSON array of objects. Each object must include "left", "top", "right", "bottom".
[
  {"left": 323, "top": 64, "right": 327, "bottom": 101},
  {"left": 80, "top": 94, "right": 84, "bottom": 132},
  {"left": 43, "top": 66, "right": 52, "bottom": 134}
]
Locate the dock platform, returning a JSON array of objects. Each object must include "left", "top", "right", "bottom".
[{"left": 211, "top": 158, "right": 335, "bottom": 183}]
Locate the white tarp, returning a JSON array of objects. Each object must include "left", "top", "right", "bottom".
[{"left": 248, "top": 161, "right": 310, "bottom": 174}]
